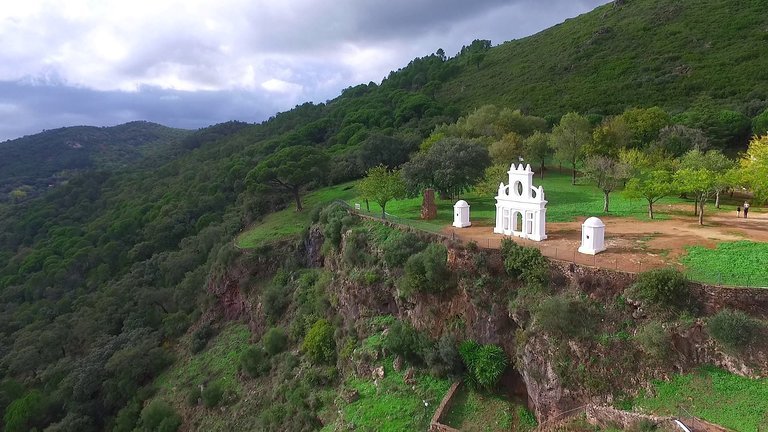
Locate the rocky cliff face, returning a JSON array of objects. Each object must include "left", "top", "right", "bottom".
[{"left": 211, "top": 224, "right": 768, "bottom": 424}]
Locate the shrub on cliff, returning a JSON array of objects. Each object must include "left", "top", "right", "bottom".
[
  {"left": 320, "top": 203, "right": 359, "bottom": 251},
  {"left": 399, "top": 243, "right": 452, "bottom": 296},
  {"left": 628, "top": 267, "right": 693, "bottom": 312},
  {"left": 500, "top": 239, "right": 549, "bottom": 288},
  {"left": 381, "top": 231, "right": 426, "bottom": 267},
  {"left": 240, "top": 345, "right": 271, "bottom": 378},
  {"left": 382, "top": 320, "right": 431, "bottom": 364},
  {"left": 634, "top": 321, "right": 671, "bottom": 360},
  {"left": 459, "top": 340, "right": 507, "bottom": 389},
  {"left": 303, "top": 319, "right": 336, "bottom": 364},
  {"left": 139, "top": 400, "right": 181, "bottom": 432},
  {"left": 190, "top": 323, "right": 214, "bottom": 354},
  {"left": 263, "top": 327, "right": 288, "bottom": 355},
  {"left": 708, "top": 309, "right": 763, "bottom": 351},
  {"left": 534, "top": 295, "right": 597, "bottom": 339}
]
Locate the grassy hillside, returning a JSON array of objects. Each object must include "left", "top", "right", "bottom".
[{"left": 439, "top": 0, "right": 768, "bottom": 116}]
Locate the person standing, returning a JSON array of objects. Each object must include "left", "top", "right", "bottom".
[
  {"left": 737, "top": 206, "right": 741, "bottom": 217},
  {"left": 744, "top": 201, "right": 750, "bottom": 218}
]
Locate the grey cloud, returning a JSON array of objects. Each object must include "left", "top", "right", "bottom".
[{"left": 0, "top": 81, "right": 281, "bottom": 142}]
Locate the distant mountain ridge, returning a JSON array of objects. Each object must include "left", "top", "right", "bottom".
[{"left": 0, "top": 121, "right": 191, "bottom": 201}]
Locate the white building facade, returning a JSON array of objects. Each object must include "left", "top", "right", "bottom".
[
  {"left": 494, "top": 164, "right": 547, "bottom": 241},
  {"left": 578, "top": 217, "right": 606, "bottom": 255}
]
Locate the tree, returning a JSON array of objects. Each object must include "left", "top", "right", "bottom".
[
  {"left": 524, "top": 131, "right": 551, "bottom": 179},
  {"left": 585, "top": 116, "right": 630, "bottom": 158},
  {"left": 582, "top": 156, "right": 630, "bottom": 212},
  {"left": 474, "top": 164, "right": 508, "bottom": 196},
  {"left": 651, "top": 125, "right": 709, "bottom": 157},
  {"left": 621, "top": 106, "right": 671, "bottom": 148},
  {"left": 246, "top": 145, "right": 330, "bottom": 211},
  {"left": 753, "top": 108, "right": 768, "bottom": 136},
  {"left": 675, "top": 149, "right": 734, "bottom": 225},
  {"left": 622, "top": 149, "right": 677, "bottom": 219},
  {"left": 551, "top": 113, "right": 592, "bottom": 184},
  {"left": 488, "top": 132, "right": 524, "bottom": 165},
  {"left": 739, "top": 134, "right": 768, "bottom": 201},
  {"left": 401, "top": 137, "right": 490, "bottom": 199},
  {"left": 624, "top": 168, "right": 676, "bottom": 219},
  {"left": 357, "top": 165, "right": 407, "bottom": 219}
]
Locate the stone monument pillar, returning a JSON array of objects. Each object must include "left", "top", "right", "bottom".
[{"left": 421, "top": 188, "right": 437, "bottom": 220}]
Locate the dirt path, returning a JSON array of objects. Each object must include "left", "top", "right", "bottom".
[{"left": 443, "top": 208, "right": 767, "bottom": 273}]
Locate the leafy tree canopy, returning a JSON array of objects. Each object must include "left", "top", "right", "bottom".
[{"left": 246, "top": 145, "right": 330, "bottom": 211}]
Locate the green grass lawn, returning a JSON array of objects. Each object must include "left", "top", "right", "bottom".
[
  {"left": 632, "top": 366, "right": 768, "bottom": 431},
  {"left": 236, "top": 182, "right": 358, "bottom": 248},
  {"left": 351, "top": 171, "right": 688, "bottom": 231},
  {"left": 442, "top": 386, "right": 536, "bottom": 432},
  {"left": 325, "top": 359, "right": 452, "bottom": 432},
  {"left": 681, "top": 241, "right": 768, "bottom": 287}
]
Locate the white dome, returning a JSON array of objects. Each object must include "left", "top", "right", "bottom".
[
  {"left": 583, "top": 217, "right": 605, "bottom": 228},
  {"left": 454, "top": 200, "right": 469, "bottom": 208}
]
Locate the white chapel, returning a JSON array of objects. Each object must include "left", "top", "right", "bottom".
[{"left": 494, "top": 163, "right": 547, "bottom": 241}]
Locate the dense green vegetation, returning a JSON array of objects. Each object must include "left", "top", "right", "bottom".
[
  {"left": 0, "top": 121, "right": 193, "bottom": 201},
  {"left": 681, "top": 241, "right": 768, "bottom": 287},
  {"left": 633, "top": 366, "right": 768, "bottom": 431},
  {"left": 2, "top": 0, "right": 768, "bottom": 429},
  {"left": 439, "top": 0, "right": 768, "bottom": 120}
]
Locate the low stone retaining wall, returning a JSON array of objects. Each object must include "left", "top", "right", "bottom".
[{"left": 428, "top": 381, "right": 461, "bottom": 432}]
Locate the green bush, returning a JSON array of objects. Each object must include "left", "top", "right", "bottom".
[
  {"left": 320, "top": 203, "right": 359, "bottom": 250},
  {"left": 302, "top": 319, "right": 336, "bottom": 364},
  {"left": 263, "top": 277, "right": 293, "bottom": 324},
  {"left": 201, "top": 381, "right": 224, "bottom": 408},
  {"left": 342, "top": 228, "right": 373, "bottom": 266},
  {"left": 500, "top": 239, "right": 549, "bottom": 288},
  {"left": 708, "top": 309, "right": 763, "bottom": 351},
  {"left": 381, "top": 232, "right": 426, "bottom": 267},
  {"left": 628, "top": 268, "right": 692, "bottom": 311},
  {"left": 634, "top": 321, "right": 671, "bottom": 359},
  {"left": 190, "top": 323, "right": 214, "bottom": 354},
  {"left": 140, "top": 400, "right": 181, "bottom": 432},
  {"left": 263, "top": 327, "right": 288, "bottom": 355},
  {"left": 534, "top": 295, "right": 597, "bottom": 339},
  {"left": 382, "top": 320, "right": 432, "bottom": 365},
  {"left": 399, "top": 243, "right": 451, "bottom": 296},
  {"left": 240, "top": 345, "right": 271, "bottom": 378},
  {"left": 459, "top": 341, "right": 507, "bottom": 389},
  {"left": 3, "top": 390, "right": 51, "bottom": 432}
]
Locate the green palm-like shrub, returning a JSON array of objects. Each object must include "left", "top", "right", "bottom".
[{"left": 459, "top": 340, "right": 508, "bottom": 389}]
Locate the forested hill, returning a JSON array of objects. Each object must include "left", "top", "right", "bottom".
[
  {"left": 0, "top": 121, "right": 191, "bottom": 201},
  {"left": 2, "top": 0, "right": 768, "bottom": 430},
  {"left": 437, "top": 0, "right": 768, "bottom": 117}
]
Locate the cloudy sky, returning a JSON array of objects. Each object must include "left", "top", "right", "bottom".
[{"left": 0, "top": 0, "right": 607, "bottom": 142}]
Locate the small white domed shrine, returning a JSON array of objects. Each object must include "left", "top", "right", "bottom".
[
  {"left": 453, "top": 200, "right": 471, "bottom": 228},
  {"left": 494, "top": 164, "right": 547, "bottom": 241},
  {"left": 578, "top": 217, "right": 606, "bottom": 255}
]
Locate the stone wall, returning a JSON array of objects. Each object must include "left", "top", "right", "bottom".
[
  {"left": 428, "top": 382, "right": 461, "bottom": 432},
  {"left": 585, "top": 405, "right": 676, "bottom": 431}
]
